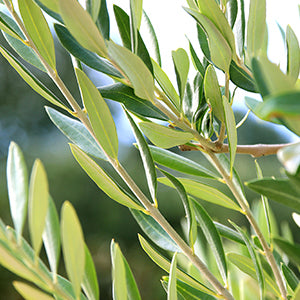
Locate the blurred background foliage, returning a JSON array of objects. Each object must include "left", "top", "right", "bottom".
[{"left": 0, "top": 31, "right": 298, "bottom": 299}]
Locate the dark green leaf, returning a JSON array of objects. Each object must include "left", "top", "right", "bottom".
[
  {"left": 98, "top": 83, "right": 166, "bottom": 120},
  {"left": 214, "top": 222, "right": 245, "bottom": 245},
  {"left": 34, "top": 0, "right": 63, "bottom": 22},
  {"left": 97, "top": 0, "right": 110, "bottom": 40},
  {"left": 197, "top": 23, "right": 211, "bottom": 61},
  {"left": 149, "top": 145, "right": 218, "bottom": 179},
  {"left": 188, "top": 39, "right": 205, "bottom": 77},
  {"left": 54, "top": 24, "right": 121, "bottom": 78},
  {"left": 33, "top": 0, "right": 59, "bottom": 13},
  {"left": 246, "top": 178, "right": 300, "bottom": 212},
  {"left": 251, "top": 58, "right": 270, "bottom": 97},
  {"left": 131, "top": 209, "right": 181, "bottom": 252},
  {"left": 281, "top": 263, "right": 299, "bottom": 291},
  {"left": 274, "top": 238, "right": 300, "bottom": 266},
  {"left": 46, "top": 107, "right": 107, "bottom": 160},
  {"left": 228, "top": 0, "right": 238, "bottom": 28}
]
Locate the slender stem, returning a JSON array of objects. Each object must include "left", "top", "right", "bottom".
[{"left": 206, "top": 151, "right": 287, "bottom": 300}]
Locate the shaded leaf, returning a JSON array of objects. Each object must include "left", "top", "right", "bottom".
[
  {"left": 0, "top": 11, "right": 23, "bottom": 41},
  {"left": 197, "top": 23, "right": 211, "bottom": 61},
  {"left": 18, "top": 0, "right": 56, "bottom": 69},
  {"left": 168, "top": 253, "right": 178, "bottom": 300},
  {"left": 59, "top": 0, "right": 107, "bottom": 57},
  {"left": 281, "top": 263, "right": 299, "bottom": 291},
  {"left": 159, "top": 177, "right": 241, "bottom": 211},
  {"left": 273, "top": 238, "right": 300, "bottom": 266},
  {"left": 98, "top": 83, "right": 166, "bottom": 120},
  {"left": 13, "top": 282, "right": 55, "bottom": 300},
  {"left": 28, "top": 159, "right": 49, "bottom": 258},
  {"left": 96, "top": 0, "right": 110, "bottom": 40},
  {"left": 61, "top": 201, "right": 85, "bottom": 299},
  {"left": 34, "top": 0, "right": 63, "bottom": 22},
  {"left": 188, "top": 39, "right": 205, "bottom": 77},
  {"left": 214, "top": 222, "right": 245, "bottom": 245},
  {"left": 7, "top": 142, "right": 28, "bottom": 244},
  {"left": 54, "top": 24, "right": 121, "bottom": 78},
  {"left": 86, "top": 0, "right": 101, "bottom": 22},
  {"left": 34, "top": 0, "right": 59, "bottom": 13},
  {"left": 70, "top": 144, "right": 144, "bottom": 211},
  {"left": 76, "top": 68, "right": 118, "bottom": 159},
  {"left": 228, "top": 0, "right": 238, "bottom": 28},
  {"left": 286, "top": 25, "right": 300, "bottom": 84}
]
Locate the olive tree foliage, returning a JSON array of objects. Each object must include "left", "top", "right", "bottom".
[{"left": 0, "top": 0, "right": 299, "bottom": 299}]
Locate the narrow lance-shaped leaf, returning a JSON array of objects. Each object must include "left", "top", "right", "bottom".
[
  {"left": 61, "top": 201, "right": 85, "bottom": 299},
  {"left": 273, "top": 238, "right": 300, "bottom": 266},
  {"left": 34, "top": 0, "right": 59, "bottom": 13},
  {"left": 97, "top": 0, "right": 110, "bottom": 40},
  {"left": 286, "top": 25, "right": 300, "bottom": 84},
  {"left": 188, "top": 39, "right": 205, "bottom": 77},
  {"left": 192, "top": 199, "right": 228, "bottom": 283},
  {"left": 0, "top": 12, "right": 24, "bottom": 41},
  {"left": 0, "top": 46, "right": 69, "bottom": 112},
  {"left": 222, "top": 95, "right": 237, "bottom": 174},
  {"left": 139, "top": 122, "right": 193, "bottom": 149},
  {"left": 7, "top": 142, "right": 28, "bottom": 244},
  {"left": 172, "top": 48, "right": 190, "bottom": 103},
  {"left": 59, "top": 0, "right": 107, "bottom": 57},
  {"left": 42, "top": 196, "right": 60, "bottom": 282},
  {"left": 18, "top": 0, "right": 56, "bottom": 69},
  {"left": 28, "top": 159, "right": 49, "bottom": 258},
  {"left": 111, "top": 240, "right": 142, "bottom": 300},
  {"left": 86, "top": 0, "right": 101, "bottom": 22},
  {"left": 130, "top": 0, "right": 143, "bottom": 52},
  {"left": 34, "top": 0, "right": 63, "bottom": 23},
  {"left": 168, "top": 252, "right": 178, "bottom": 300},
  {"left": 281, "top": 263, "right": 299, "bottom": 291},
  {"left": 82, "top": 245, "right": 99, "bottom": 300},
  {"left": 107, "top": 41, "right": 155, "bottom": 102},
  {"left": 126, "top": 111, "right": 157, "bottom": 204},
  {"left": 75, "top": 68, "right": 118, "bottom": 159},
  {"left": 235, "top": 0, "right": 246, "bottom": 57},
  {"left": 13, "top": 281, "right": 55, "bottom": 300},
  {"left": 70, "top": 144, "right": 144, "bottom": 211}
]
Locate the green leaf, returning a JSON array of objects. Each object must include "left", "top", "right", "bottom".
[
  {"left": 168, "top": 253, "right": 178, "bottom": 300},
  {"left": 197, "top": 0, "right": 236, "bottom": 55},
  {"left": 228, "top": 0, "right": 238, "bottom": 28},
  {"left": 0, "top": 46, "right": 69, "bottom": 112},
  {"left": 229, "top": 221, "right": 264, "bottom": 298},
  {"left": 59, "top": 0, "right": 107, "bottom": 57},
  {"left": 13, "top": 281, "right": 55, "bottom": 300},
  {"left": 107, "top": 41, "right": 155, "bottom": 102},
  {"left": 82, "top": 245, "right": 99, "bottom": 300},
  {"left": 29, "top": 159, "right": 49, "bottom": 258},
  {"left": 42, "top": 196, "right": 60, "bottom": 281},
  {"left": 185, "top": 8, "right": 232, "bottom": 72},
  {"left": 192, "top": 199, "right": 227, "bottom": 283},
  {"left": 292, "top": 284, "right": 300, "bottom": 300},
  {"left": 227, "top": 253, "right": 280, "bottom": 297},
  {"left": 214, "top": 222, "right": 245, "bottom": 245},
  {"left": 130, "top": 0, "right": 143, "bottom": 53},
  {"left": 18, "top": 0, "right": 56, "bottom": 69},
  {"left": 247, "top": 0, "right": 266, "bottom": 57},
  {"left": 273, "top": 238, "right": 300, "bottom": 266},
  {"left": 126, "top": 111, "right": 157, "bottom": 204},
  {"left": 98, "top": 83, "right": 166, "bottom": 120},
  {"left": 46, "top": 107, "right": 107, "bottom": 160},
  {"left": 54, "top": 24, "right": 122, "bottom": 78},
  {"left": 277, "top": 142, "right": 300, "bottom": 175},
  {"left": 131, "top": 209, "right": 181, "bottom": 252},
  {"left": 76, "top": 68, "right": 118, "bottom": 159},
  {"left": 204, "top": 64, "right": 224, "bottom": 121},
  {"left": 7, "top": 142, "right": 28, "bottom": 244},
  {"left": 86, "top": 0, "right": 101, "bottom": 22},
  {"left": 229, "top": 60, "right": 257, "bottom": 93},
  {"left": 151, "top": 58, "right": 180, "bottom": 108},
  {"left": 111, "top": 240, "right": 142, "bottom": 300},
  {"left": 70, "top": 144, "right": 144, "bottom": 211},
  {"left": 188, "top": 39, "right": 205, "bottom": 77},
  {"left": 34, "top": 0, "right": 59, "bottom": 13},
  {"left": 34, "top": 0, "right": 63, "bottom": 23},
  {"left": 172, "top": 48, "right": 190, "bottom": 102},
  {"left": 246, "top": 178, "right": 300, "bottom": 212},
  {"left": 61, "top": 201, "right": 85, "bottom": 299},
  {"left": 149, "top": 145, "right": 218, "bottom": 179},
  {"left": 222, "top": 95, "right": 237, "bottom": 173},
  {"left": 158, "top": 177, "right": 241, "bottom": 211},
  {"left": 281, "top": 263, "right": 299, "bottom": 291},
  {"left": 138, "top": 235, "right": 216, "bottom": 296},
  {"left": 286, "top": 25, "right": 300, "bottom": 84},
  {"left": 235, "top": 0, "right": 246, "bottom": 57},
  {"left": 197, "top": 23, "right": 211, "bottom": 61},
  {"left": 0, "top": 12, "right": 23, "bottom": 41},
  {"left": 139, "top": 122, "right": 193, "bottom": 149},
  {"left": 97, "top": 0, "right": 110, "bottom": 40}
]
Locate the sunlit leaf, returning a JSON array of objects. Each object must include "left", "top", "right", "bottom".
[
  {"left": 59, "top": 0, "right": 107, "bottom": 57},
  {"left": 18, "top": 0, "right": 56, "bottom": 69},
  {"left": 86, "top": 0, "right": 101, "bottom": 22},
  {"left": 34, "top": 0, "right": 59, "bottom": 13},
  {"left": 61, "top": 201, "right": 85, "bottom": 299},
  {"left": 235, "top": 0, "right": 246, "bottom": 57},
  {"left": 70, "top": 144, "right": 144, "bottom": 211},
  {"left": 277, "top": 142, "right": 300, "bottom": 175},
  {"left": 214, "top": 222, "right": 245, "bottom": 245},
  {"left": 7, "top": 142, "right": 28, "bottom": 244},
  {"left": 286, "top": 25, "right": 300, "bottom": 84},
  {"left": 0, "top": 11, "right": 23, "bottom": 41},
  {"left": 292, "top": 284, "right": 300, "bottom": 300},
  {"left": 13, "top": 282, "right": 55, "bottom": 300},
  {"left": 168, "top": 252, "right": 178, "bottom": 300},
  {"left": 130, "top": 0, "right": 143, "bottom": 52}
]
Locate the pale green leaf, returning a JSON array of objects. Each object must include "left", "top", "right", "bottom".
[
  {"left": 204, "top": 64, "right": 224, "bottom": 121},
  {"left": 172, "top": 48, "right": 190, "bottom": 102},
  {"left": 35, "top": 0, "right": 59, "bottom": 13},
  {"left": 286, "top": 25, "right": 300, "bottom": 84},
  {"left": 76, "top": 68, "right": 118, "bottom": 159},
  {"left": 42, "top": 196, "right": 60, "bottom": 281},
  {"left": 59, "top": 0, "right": 107, "bottom": 57},
  {"left": 247, "top": 0, "right": 266, "bottom": 57},
  {"left": 107, "top": 41, "right": 155, "bottom": 102},
  {"left": 139, "top": 122, "right": 193, "bottom": 149},
  {"left": 168, "top": 252, "right": 178, "bottom": 300},
  {"left": 222, "top": 95, "right": 237, "bottom": 173},
  {"left": 292, "top": 283, "right": 300, "bottom": 300},
  {"left": 29, "top": 159, "right": 49, "bottom": 257},
  {"left": 159, "top": 177, "right": 241, "bottom": 211},
  {"left": 61, "top": 201, "right": 85, "bottom": 299},
  {"left": 70, "top": 144, "right": 144, "bottom": 211},
  {"left": 13, "top": 282, "right": 55, "bottom": 300},
  {"left": 277, "top": 142, "right": 300, "bottom": 175},
  {"left": 18, "top": 0, "right": 56, "bottom": 69},
  {"left": 130, "top": 0, "right": 143, "bottom": 52},
  {"left": 86, "top": 0, "right": 101, "bottom": 22},
  {"left": 7, "top": 142, "right": 28, "bottom": 244},
  {"left": 0, "top": 12, "right": 23, "bottom": 41},
  {"left": 151, "top": 59, "right": 180, "bottom": 108},
  {"left": 184, "top": 8, "right": 232, "bottom": 72}
]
